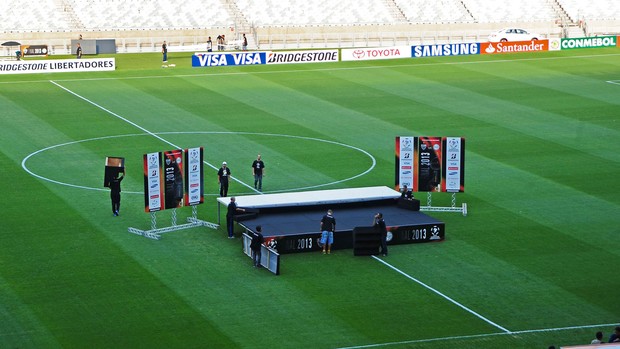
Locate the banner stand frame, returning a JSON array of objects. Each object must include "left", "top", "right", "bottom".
[
  {"left": 128, "top": 206, "right": 218, "bottom": 240},
  {"left": 419, "top": 192, "right": 468, "bottom": 216}
]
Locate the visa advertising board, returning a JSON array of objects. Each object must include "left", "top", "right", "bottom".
[{"left": 192, "top": 52, "right": 267, "bottom": 67}]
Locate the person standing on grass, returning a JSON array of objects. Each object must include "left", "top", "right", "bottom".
[
  {"left": 374, "top": 212, "right": 388, "bottom": 256},
  {"left": 242, "top": 33, "right": 248, "bottom": 51},
  {"left": 109, "top": 171, "right": 124, "bottom": 216},
  {"left": 320, "top": 209, "right": 336, "bottom": 254},
  {"left": 250, "top": 225, "right": 264, "bottom": 267},
  {"left": 251, "top": 154, "right": 265, "bottom": 191},
  {"left": 76, "top": 42, "right": 82, "bottom": 59},
  {"left": 206, "top": 36, "right": 213, "bottom": 52},
  {"left": 218, "top": 161, "right": 231, "bottom": 197},
  {"left": 162, "top": 41, "right": 168, "bottom": 62}
]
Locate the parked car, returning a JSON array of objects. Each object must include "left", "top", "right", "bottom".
[{"left": 488, "top": 28, "right": 540, "bottom": 42}]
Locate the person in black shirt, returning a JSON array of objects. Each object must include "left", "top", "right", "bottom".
[
  {"left": 162, "top": 41, "right": 168, "bottom": 62},
  {"left": 109, "top": 171, "right": 124, "bottom": 216},
  {"left": 76, "top": 43, "right": 82, "bottom": 59},
  {"left": 218, "top": 161, "right": 231, "bottom": 197},
  {"left": 320, "top": 209, "right": 336, "bottom": 254},
  {"left": 206, "top": 36, "right": 213, "bottom": 52},
  {"left": 374, "top": 213, "right": 388, "bottom": 256},
  {"left": 400, "top": 185, "right": 413, "bottom": 200},
  {"left": 250, "top": 225, "right": 264, "bottom": 267},
  {"left": 251, "top": 154, "right": 265, "bottom": 191},
  {"left": 226, "top": 197, "right": 244, "bottom": 238}
]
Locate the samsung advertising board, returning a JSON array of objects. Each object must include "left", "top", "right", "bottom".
[
  {"left": 412, "top": 43, "right": 480, "bottom": 58},
  {"left": 192, "top": 52, "right": 267, "bottom": 67}
]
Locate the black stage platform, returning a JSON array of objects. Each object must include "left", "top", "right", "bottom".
[{"left": 219, "top": 187, "right": 444, "bottom": 254}]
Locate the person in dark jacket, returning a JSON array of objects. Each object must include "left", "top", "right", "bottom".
[
  {"left": 109, "top": 171, "right": 124, "bottom": 216},
  {"left": 250, "top": 225, "right": 264, "bottom": 267},
  {"left": 374, "top": 212, "right": 388, "bottom": 256}
]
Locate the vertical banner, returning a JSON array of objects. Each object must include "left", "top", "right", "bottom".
[
  {"left": 395, "top": 136, "right": 415, "bottom": 191},
  {"left": 144, "top": 152, "right": 163, "bottom": 212},
  {"left": 416, "top": 137, "right": 442, "bottom": 192},
  {"left": 442, "top": 137, "right": 465, "bottom": 193},
  {"left": 162, "top": 149, "right": 184, "bottom": 210},
  {"left": 184, "top": 147, "right": 204, "bottom": 206}
]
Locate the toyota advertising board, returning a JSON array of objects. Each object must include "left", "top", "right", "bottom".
[{"left": 342, "top": 46, "right": 411, "bottom": 61}]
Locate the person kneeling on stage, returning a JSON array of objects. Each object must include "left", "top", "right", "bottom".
[
  {"left": 226, "top": 197, "right": 245, "bottom": 238},
  {"left": 401, "top": 185, "right": 413, "bottom": 200}
]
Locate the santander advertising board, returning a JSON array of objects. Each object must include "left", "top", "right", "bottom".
[{"left": 480, "top": 40, "right": 549, "bottom": 54}]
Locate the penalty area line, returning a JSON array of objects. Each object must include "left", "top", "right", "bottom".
[{"left": 371, "top": 255, "right": 511, "bottom": 333}]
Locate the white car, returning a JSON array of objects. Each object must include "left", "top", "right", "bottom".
[{"left": 488, "top": 28, "right": 540, "bottom": 42}]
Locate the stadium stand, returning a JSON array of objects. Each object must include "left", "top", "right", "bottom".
[
  {"left": 66, "top": 0, "right": 232, "bottom": 30},
  {"left": 559, "top": 0, "right": 620, "bottom": 22},
  {"left": 0, "top": 0, "right": 617, "bottom": 55},
  {"left": 463, "top": 0, "right": 557, "bottom": 22},
  {"left": 394, "top": 0, "right": 473, "bottom": 23},
  {"left": 235, "top": 0, "right": 394, "bottom": 26}
]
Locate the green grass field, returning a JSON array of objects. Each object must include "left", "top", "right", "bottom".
[{"left": 1, "top": 47, "right": 619, "bottom": 349}]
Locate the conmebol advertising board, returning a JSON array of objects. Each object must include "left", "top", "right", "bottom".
[{"left": 560, "top": 36, "right": 617, "bottom": 49}]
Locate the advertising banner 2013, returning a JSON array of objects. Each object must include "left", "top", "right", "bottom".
[
  {"left": 416, "top": 137, "right": 442, "bottom": 192},
  {"left": 184, "top": 147, "right": 204, "bottom": 206},
  {"left": 396, "top": 136, "right": 465, "bottom": 193},
  {"left": 162, "top": 149, "right": 184, "bottom": 210},
  {"left": 143, "top": 152, "right": 163, "bottom": 212}
]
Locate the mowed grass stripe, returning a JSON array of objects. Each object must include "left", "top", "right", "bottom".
[
  {"left": 389, "top": 214, "right": 618, "bottom": 330},
  {"left": 328, "top": 63, "right": 620, "bottom": 163},
  {"left": 176, "top": 71, "right": 413, "bottom": 151},
  {"left": 0, "top": 162, "right": 237, "bottom": 348},
  {"left": 1, "top": 49, "right": 618, "bottom": 348},
  {"left": 0, "top": 273, "right": 60, "bottom": 348},
  {"left": 50, "top": 76, "right": 381, "bottom": 191}
]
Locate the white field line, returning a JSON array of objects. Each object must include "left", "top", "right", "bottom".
[
  {"left": 363, "top": 256, "right": 619, "bottom": 349},
  {"left": 336, "top": 321, "right": 618, "bottom": 349},
  {"left": 48, "top": 80, "right": 259, "bottom": 194},
  {"left": 21, "top": 132, "right": 376, "bottom": 194},
  {"left": 371, "top": 255, "right": 511, "bottom": 333}
]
